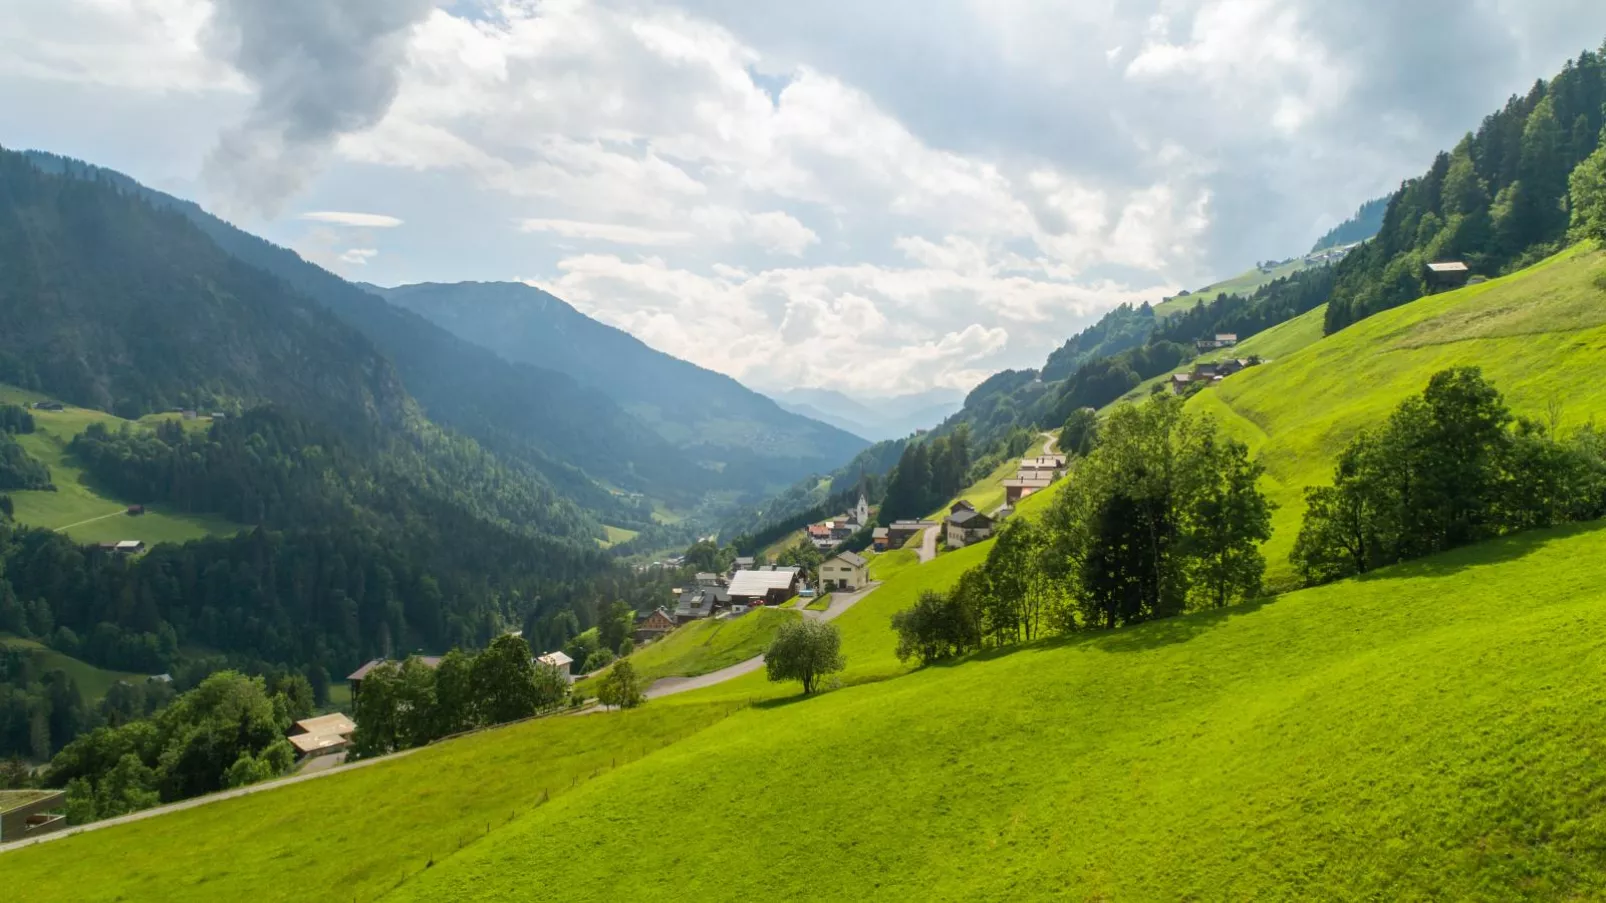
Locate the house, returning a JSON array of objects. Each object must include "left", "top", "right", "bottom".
[
  {"left": 727, "top": 566, "right": 803, "bottom": 606},
  {"left": 1018, "top": 455, "right": 1067, "bottom": 478},
  {"left": 537, "top": 651, "right": 575, "bottom": 684},
  {"left": 945, "top": 502, "right": 995, "bottom": 549},
  {"left": 1425, "top": 261, "right": 1471, "bottom": 292},
  {"left": 807, "top": 523, "right": 839, "bottom": 551},
  {"left": 286, "top": 712, "right": 356, "bottom": 759},
  {"left": 732, "top": 556, "right": 756, "bottom": 573},
  {"left": 634, "top": 607, "right": 676, "bottom": 642},
  {"left": 871, "top": 527, "right": 890, "bottom": 552},
  {"left": 820, "top": 551, "right": 868, "bottom": 593},
  {"left": 887, "top": 520, "right": 937, "bottom": 548},
  {"left": 98, "top": 540, "right": 146, "bottom": 555},
  {"left": 0, "top": 790, "right": 68, "bottom": 844},
  {"left": 675, "top": 585, "right": 731, "bottom": 623},
  {"left": 1193, "top": 333, "right": 1239, "bottom": 353},
  {"left": 829, "top": 520, "right": 857, "bottom": 541},
  {"left": 694, "top": 572, "right": 726, "bottom": 588},
  {"left": 1170, "top": 373, "right": 1194, "bottom": 393},
  {"left": 347, "top": 655, "right": 443, "bottom": 709},
  {"left": 31, "top": 401, "right": 63, "bottom": 412},
  {"left": 125, "top": 504, "right": 145, "bottom": 516},
  {"left": 1003, "top": 474, "right": 1054, "bottom": 505}
]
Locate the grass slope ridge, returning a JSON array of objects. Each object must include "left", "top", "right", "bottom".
[
  {"left": 1190, "top": 244, "right": 1606, "bottom": 586},
  {"left": 379, "top": 520, "right": 1606, "bottom": 901},
  {"left": 374, "top": 282, "right": 868, "bottom": 483}
]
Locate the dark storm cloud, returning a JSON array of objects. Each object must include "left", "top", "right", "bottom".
[{"left": 202, "top": 0, "right": 437, "bottom": 214}]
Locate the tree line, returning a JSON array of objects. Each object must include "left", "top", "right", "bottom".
[
  {"left": 893, "top": 395, "right": 1273, "bottom": 664},
  {"left": 1293, "top": 368, "right": 1606, "bottom": 584}
]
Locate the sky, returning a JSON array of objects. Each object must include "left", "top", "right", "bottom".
[{"left": 4, "top": 1, "right": 1606, "bottom": 396}]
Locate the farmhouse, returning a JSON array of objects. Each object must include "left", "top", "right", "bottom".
[
  {"left": 286, "top": 712, "right": 356, "bottom": 759},
  {"left": 98, "top": 540, "right": 146, "bottom": 555},
  {"left": 887, "top": 520, "right": 937, "bottom": 548},
  {"left": 1018, "top": 455, "right": 1067, "bottom": 477},
  {"left": 945, "top": 501, "right": 995, "bottom": 549},
  {"left": 537, "top": 651, "right": 575, "bottom": 683},
  {"left": 820, "top": 551, "right": 868, "bottom": 593},
  {"left": 347, "top": 655, "right": 443, "bottom": 709},
  {"left": 728, "top": 566, "right": 803, "bottom": 606},
  {"left": 675, "top": 585, "right": 731, "bottom": 623},
  {"left": 871, "top": 527, "right": 890, "bottom": 551},
  {"left": 634, "top": 607, "right": 676, "bottom": 642},
  {"left": 0, "top": 790, "right": 67, "bottom": 844},
  {"left": 1425, "top": 260, "right": 1471, "bottom": 292},
  {"left": 1003, "top": 474, "right": 1054, "bottom": 505},
  {"left": 694, "top": 572, "right": 727, "bottom": 588}
]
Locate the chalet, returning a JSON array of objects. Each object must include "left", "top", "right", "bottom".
[
  {"left": 98, "top": 540, "right": 146, "bottom": 555},
  {"left": 30, "top": 402, "right": 63, "bottom": 412},
  {"left": 1018, "top": 455, "right": 1068, "bottom": 478},
  {"left": 0, "top": 790, "right": 68, "bottom": 844},
  {"left": 286, "top": 712, "right": 356, "bottom": 759},
  {"left": 537, "top": 651, "right": 575, "bottom": 683},
  {"left": 675, "top": 585, "right": 731, "bottom": 623},
  {"left": 1425, "top": 261, "right": 1471, "bottom": 292},
  {"left": 728, "top": 566, "right": 803, "bottom": 606},
  {"left": 347, "top": 655, "right": 443, "bottom": 710},
  {"left": 828, "top": 520, "right": 857, "bottom": 541},
  {"left": 1003, "top": 474, "right": 1054, "bottom": 505},
  {"left": 887, "top": 520, "right": 937, "bottom": 548},
  {"left": 1170, "top": 373, "right": 1194, "bottom": 393},
  {"left": 820, "top": 551, "right": 868, "bottom": 593},
  {"left": 871, "top": 527, "right": 890, "bottom": 552},
  {"left": 945, "top": 501, "right": 995, "bottom": 549},
  {"left": 1194, "top": 333, "right": 1239, "bottom": 353},
  {"left": 634, "top": 607, "right": 676, "bottom": 643},
  {"left": 732, "top": 556, "right": 756, "bottom": 573},
  {"left": 694, "top": 572, "right": 726, "bottom": 588},
  {"left": 807, "top": 523, "right": 839, "bottom": 551}
]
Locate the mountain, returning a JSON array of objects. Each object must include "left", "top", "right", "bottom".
[
  {"left": 1310, "top": 196, "right": 1388, "bottom": 252},
  {"left": 370, "top": 281, "right": 867, "bottom": 489},
  {"left": 767, "top": 387, "right": 961, "bottom": 442},
  {"left": 21, "top": 152, "right": 727, "bottom": 512}
]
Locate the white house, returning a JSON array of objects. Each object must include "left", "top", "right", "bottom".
[
  {"left": 820, "top": 551, "right": 868, "bottom": 593},
  {"left": 537, "top": 651, "right": 575, "bottom": 684}
]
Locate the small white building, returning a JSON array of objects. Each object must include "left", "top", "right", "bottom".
[
  {"left": 538, "top": 651, "right": 575, "bottom": 684},
  {"left": 820, "top": 551, "right": 868, "bottom": 593}
]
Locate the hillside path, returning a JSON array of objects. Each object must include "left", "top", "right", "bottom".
[
  {"left": 642, "top": 581, "right": 883, "bottom": 700},
  {"left": 0, "top": 747, "right": 419, "bottom": 853},
  {"left": 918, "top": 525, "right": 940, "bottom": 562}
]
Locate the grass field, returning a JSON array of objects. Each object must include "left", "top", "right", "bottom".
[
  {"left": 804, "top": 593, "right": 831, "bottom": 611},
  {"left": 597, "top": 524, "right": 640, "bottom": 548},
  {"left": 1152, "top": 256, "right": 1324, "bottom": 317},
  {"left": 577, "top": 608, "right": 802, "bottom": 695},
  {"left": 0, "top": 386, "right": 241, "bottom": 545},
  {"left": 929, "top": 432, "right": 1059, "bottom": 520},
  {"left": 1186, "top": 244, "right": 1606, "bottom": 587},
  {"left": 0, "top": 633, "right": 148, "bottom": 701},
  {"left": 5, "top": 701, "right": 739, "bottom": 903},
  {"left": 360, "top": 518, "right": 1606, "bottom": 902},
  {"left": 867, "top": 548, "right": 918, "bottom": 581}
]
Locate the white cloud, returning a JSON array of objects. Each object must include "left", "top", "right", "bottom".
[
  {"left": 301, "top": 211, "right": 405, "bottom": 228},
  {"left": 339, "top": 248, "right": 379, "bottom": 265},
  {"left": 519, "top": 218, "right": 694, "bottom": 246}
]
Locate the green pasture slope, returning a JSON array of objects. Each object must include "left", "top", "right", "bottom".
[
  {"left": 0, "top": 385, "right": 240, "bottom": 545},
  {"left": 1151, "top": 256, "right": 1320, "bottom": 317},
  {"left": 578, "top": 607, "right": 801, "bottom": 694},
  {"left": 400, "top": 521, "right": 1606, "bottom": 901},
  {"left": 1187, "top": 244, "right": 1606, "bottom": 587},
  {"left": 0, "top": 634, "right": 148, "bottom": 702}
]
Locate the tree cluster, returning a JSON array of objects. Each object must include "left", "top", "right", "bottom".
[
  {"left": 46, "top": 670, "right": 308, "bottom": 824},
  {"left": 1293, "top": 368, "right": 1606, "bottom": 584},
  {"left": 0, "top": 404, "right": 34, "bottom": 434},
  {"left": 0, "top": 432, "right": 50, "bottom": 491},
  {"left": 878, "top": 426, "right": 973, "bottom": 523}
]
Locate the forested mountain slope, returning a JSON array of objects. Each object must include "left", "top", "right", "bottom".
[
  {"left": 21, "top": 151, "right": 721, "bottom": 511},
  {"left": 374, "top": 281, "right": 867, "bottom": 487}
]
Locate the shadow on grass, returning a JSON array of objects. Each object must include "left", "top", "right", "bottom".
[{"left": 1346, "top": 519, "right": 1595, "bottom": 584}]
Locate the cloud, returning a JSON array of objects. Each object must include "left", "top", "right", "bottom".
[
  {"left": 200, "top": 0, "right": 438, "bottom": 215},
  {"left": 519, "top": 218, "right": 694, "bottom": 246},
  {"left": 339, "top": 248, "right": 379, "bottom": 265},
  {"left": 300, "top": 211, "right": 404, "bottom": 228}
]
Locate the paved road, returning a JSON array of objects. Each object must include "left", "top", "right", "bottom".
[
  {"left": 641, "top": 581, "right": 883, "bottom": 700},
  {"left": 918, "top": 525, "right": 940, "bottom": 562},
  {"left": 0, "top": 747, "right": 418, "bottom": 853}
]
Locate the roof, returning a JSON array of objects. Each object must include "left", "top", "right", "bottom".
[
  {"left": 0, "top": 790, "right": 63, "bottom": 814},
  {"left": 538, "top": 651, "right": 574, "bottom": 667},
  {"left": 1003, "top": 476, "right": 1054, "bottom": 488},
  {"left": 346, "top": 655, "right": 443, "bottom": 681},
  {"left": 1426, "top": 261, "right": 1469, "bottom": 273},
  {"left": 949, "top": 509, "right": 992, "bottom": 527},
  {"left": 734, "top": 556, "right": 755, "bottom": 566},
  {"left": 293, "top": 713, "right": 355, "bottom": 737},
  {"left": 872, "top": 527, "right": 889, "bottom": 538},
  {"left": 115, "top": 540, "right": 143, "bottom": 550},
  {"left": 1215, "top": 333, "right": 1238, "bottom": 341},
  {"left": 828, "top": 551, "right": 867, "bottom": 568},
  {"left": 951, "top": 500, "right": 976, "bottom": 513},
  {"left": 890, "top": 519, "right": 937, "bottom": 529},
  {"left": 288, "top": 732, "right": 349, "bottom": 755},
  {"left": 728, "top": 568, "right": 801, "bottom": 597}
]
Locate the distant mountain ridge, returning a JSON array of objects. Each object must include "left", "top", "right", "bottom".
[
  {"left": 766, "top": 387, "right": 962, "bottom": 442},
  {"left": 371, "top": 281, "right": 868, "bottom": 490}
]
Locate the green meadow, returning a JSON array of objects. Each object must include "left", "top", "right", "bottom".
[
  {"left": 1152, "top": 256, "right": 1323, "bottom": 317},
  {"left": 0, "top": 633, "right": 149, "bottom": 701},
  {"left": 0, "top": 386, "right": 241, "bottom": 545},
  {"left": 1189, "top": 245, "right": 1606, "bottom": 586},
  {"left": 578, "top": 607, "right": 801, "bottom": 694}
]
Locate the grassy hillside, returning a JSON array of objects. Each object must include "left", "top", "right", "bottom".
[
  {"left": 0, "top": 634, "right": 148, "bottom": 701},
  {"left": 0, "top": 386, "right": 240, "bottom": 544},
  {"left": 1153, "top": 256, "right": 1321, "bottom": 317},
  {"left": 928, "top": 433, "right": 1058, "bottom": 520},
  {"left": 1189, "top": 244, "right": 1606, "bottom": 587},
  {"left": 578, "top": 607, "right": 801, "bottom": 694},
  {"left": 359, "top": 519, "right": 1606, "bottom": 901}
]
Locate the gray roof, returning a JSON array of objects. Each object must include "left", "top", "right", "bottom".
[
  {"left": 830, "top": 551, "right": 867, "bottom": 568},
  {"left": 949, "top": 508, "right": 992, "bottom": 528},
  {"left": 728, "top": 568, "right": 800, "bottom": 597},
  {"left": 1427, "top": 261, "right": 1469, "bottom": 273}
]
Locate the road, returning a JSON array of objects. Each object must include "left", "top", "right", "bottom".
[
  {"left": 641, "top": 581, "right": 883, "bottom": 700},
  {"left": 0, "top": 746, "right": 419, "bottom": 853},
  {"left": 919, "top": 524, "right": 940, "bottom": 562}
]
